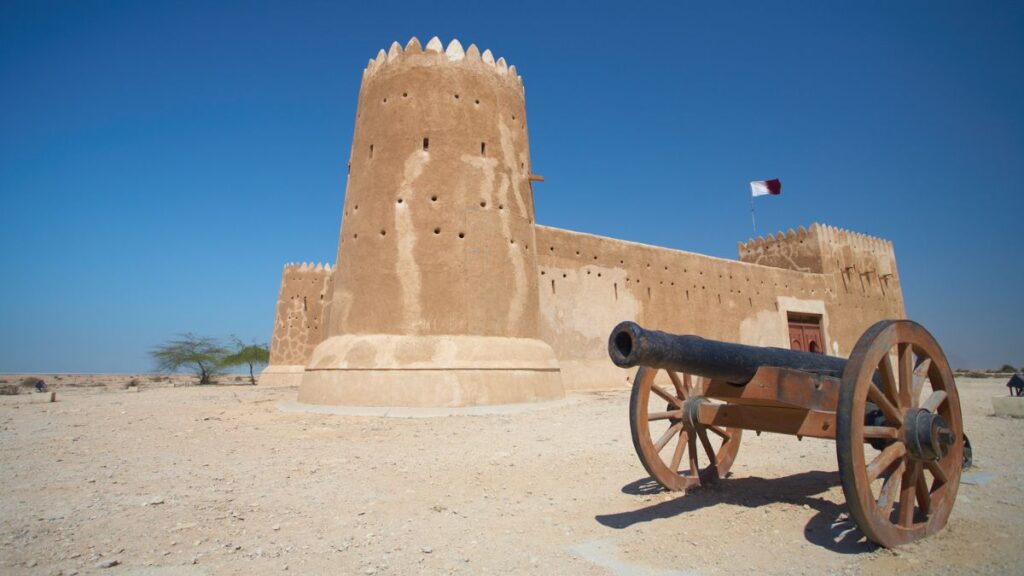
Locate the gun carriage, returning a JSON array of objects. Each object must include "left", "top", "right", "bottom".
[{"left": 608, "top": 319, "right": 965, "bottom": 548}]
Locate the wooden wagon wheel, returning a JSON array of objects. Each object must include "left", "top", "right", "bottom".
[
  {"left": 836, "top": 320, "right": 963, "bottom": 547},
  {"left": 629, "top": 366, "right": 742, "bottom": 491}
]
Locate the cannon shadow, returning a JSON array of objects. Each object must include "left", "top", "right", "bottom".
[{"left": 598, "top": 471, "right": 878, "bottom": 554}]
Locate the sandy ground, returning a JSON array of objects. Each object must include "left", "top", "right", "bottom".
[{"left": 0, "top": 375, "right": 1021, "bottom": 575}]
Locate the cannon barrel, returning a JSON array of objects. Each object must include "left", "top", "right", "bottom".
[{"left": 608, "top": 321, "right": 848, "bottom": 385}]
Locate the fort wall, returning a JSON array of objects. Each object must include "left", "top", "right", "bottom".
[
  {"left": 262, "top": 37, "right": 908, "bottom": 406},
  {"left": 536, "top": 223, "right": 904, "bottom": 389}
]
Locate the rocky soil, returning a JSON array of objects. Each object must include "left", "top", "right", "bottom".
[{"left": 0, "top": 376, "right": 1020, "bottom": 575}]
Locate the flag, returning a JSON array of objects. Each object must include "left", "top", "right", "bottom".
[{"left": 750, "top": 179, "right": 782, "bottom": 197}]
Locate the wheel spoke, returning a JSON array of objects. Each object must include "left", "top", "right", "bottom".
[
  {"left": 867, "top": 442, "right": 907, "bottom": 482},
  {"left": 651, "top": 384, "right": 682, "bottom": 407},
  {"left": 686, "top": 374, "right": 701, "bottom": 396},
  {"left": 913, "top": 357, "right": 932, "bottom": 378},
  {"left": 915, "top": 465, "right": 931, "bottom": 516},
  {"left": 648, "top": 409, "right": 682, "bottom": 421},
  {"left": 913, "top": 357, "right": 932, "bottom": 400},
  {"left": 669, "top": 431, "right": 688, "bottom": 472},
  {"left": 687, "top": 432, "right": 699, "bottom": 476},
  {"left": 898, "top": 343, "right": 914, "bottom": 408},
  {"left": 864, "top": 426, "right": 900, "bottom": 440},
  {"left": 868, "top": 385, "right": 903, "bottom": 426},
  {"left": 920, "top": 390, "right": 948, "bottom": 414},
  {"left": 654, "top": 422, "right": 684, "bottom": 452},
  {"left": 877, "top": 353, "right": 900, "bottom": 406},
  {"left": 924, "top": 459, "right": 949, "bottom": 487},
  {"left": 667, "top": 371, "right": 688, "bottom": 400},
  {"left": 697, "top": 428, "right": 719, "bottom": 480},
  {"left": 708, "top": 424, "right": 730, "bottom": 440},
  {"left": 697, "top": 428, "right": 718, "bottom": 467},
  {"left": 877, "top": 461, "right": 905, "bottom": 515},
  {"left": 898, "top": 461, "right": 921, "bottom": 527}
]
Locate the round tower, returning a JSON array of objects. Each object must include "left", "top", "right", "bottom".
[{"left": 298, "top": 37, "right": 564, "bottom": 407}]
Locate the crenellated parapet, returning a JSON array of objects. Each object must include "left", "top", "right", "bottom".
[
  {"left": 738, "top": 223, "right": 900, "bottom": 308},
  {"left": 813, "top": 223, "right": 896, "bottom": 278},
  {"left": 282, "top": 261, "right": 334, "bottom": 273},
  {"left": 738, "top": 225, "right": 822, "bottom": 273},
  {"left": 739, "top": 223, "right": 896, "bottom": 275},
  {"left": 362, "top": 37, "right": 524, "bottom": 93}
]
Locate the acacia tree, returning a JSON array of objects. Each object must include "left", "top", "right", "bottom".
[
  {"left": 221, "top": 338, "right": 270, "bottom": 385},
  {"left": 150, "top": 333, "right": 227, "bottom": 385}
]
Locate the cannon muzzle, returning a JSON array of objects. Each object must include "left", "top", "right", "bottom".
[{"left": 609, "top": 321, "right": 848, "bottom": 385}]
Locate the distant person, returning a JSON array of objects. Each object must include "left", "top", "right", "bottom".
[
  {"left": 34, "top": 379, "right": 46, "bottom": 393},
  {"left": 1007, "top": 374, "right": 1024, "bottom": 397}
]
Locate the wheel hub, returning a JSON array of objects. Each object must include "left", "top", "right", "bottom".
[
  {"left": 681, "top": 396, "right": 705, "bottom": 430},
  {"left": 904, "top": 408, "right": 955, "bottom": 461}
]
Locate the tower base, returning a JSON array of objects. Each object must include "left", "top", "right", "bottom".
[
  {"left": 258, "top": 365, "right": 306, "bottom": 387},
  {"left": 298, "top": 334, "right": 564, "bottom": 407}
]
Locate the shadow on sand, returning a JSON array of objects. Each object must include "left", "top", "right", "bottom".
[{"left": 599, "top": 470, "right": 878, "bottom": 554}]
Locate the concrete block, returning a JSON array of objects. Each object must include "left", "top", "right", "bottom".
[{"left": 992, "top": 396, "right": 1024, "bottom": 418}]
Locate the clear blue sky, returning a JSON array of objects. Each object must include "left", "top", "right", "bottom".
[{"left": 1, "top": 1, "right": 1021, "bottom": 372}]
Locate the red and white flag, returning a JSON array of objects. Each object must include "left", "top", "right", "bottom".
[{"left": 750, "top": 179, "right": 782, "bottom": 197}]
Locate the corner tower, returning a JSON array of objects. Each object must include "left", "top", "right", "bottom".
[{"left": 298, "top": 37, "right": 564, "bottom": 407}]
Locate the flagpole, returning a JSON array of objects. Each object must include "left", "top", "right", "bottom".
[{"left": 750, "top": 193, "right": 757, "bottom": 236}]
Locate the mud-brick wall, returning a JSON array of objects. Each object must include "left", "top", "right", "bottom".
[
  {"left": 534, "top": 224, "right": 906, "bottom": 390},
  {"left": 327, "top": 39, "right": 542, "bottom": 341},
  {"left": 813, "top": 224, "right": 903, "bottom": 311},
  {"left": 738, "top": 223, "right": 905, "bottom": 355},
  {"left": 268, "top": 263, "right": 334, "bottom": 367}
]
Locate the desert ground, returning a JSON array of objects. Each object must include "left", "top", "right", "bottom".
[{"left": 0, "top": 374, "right": 1020, "bottom": 576}]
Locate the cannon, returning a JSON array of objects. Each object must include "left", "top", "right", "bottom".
[{"left": 608, "top": 319, "right": 965, "bottom": 548}]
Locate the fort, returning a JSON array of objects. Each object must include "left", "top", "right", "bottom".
[{"left": 260, "top": 37, "right": 905, "bottom": 407}]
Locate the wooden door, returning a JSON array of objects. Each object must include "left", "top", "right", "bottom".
[{"left": 788, "top": 317, "right": 824, "bottom": 354}]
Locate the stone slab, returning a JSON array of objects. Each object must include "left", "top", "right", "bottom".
[{"left": 992, "top": 396, "right": 1024, "bottom": 418}]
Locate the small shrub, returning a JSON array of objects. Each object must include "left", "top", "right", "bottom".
[
  {"left": 0, "top": 384, "right": 19, "bottom": 395},
  {"left": 20, "top": 376, "right": 44, "bottom": 388},
  {"left": 124, "top": 378, "right": 141, "bottom": 389},
  {"left": 19, "top": 377, "right": 47, "bottom": 391}
]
